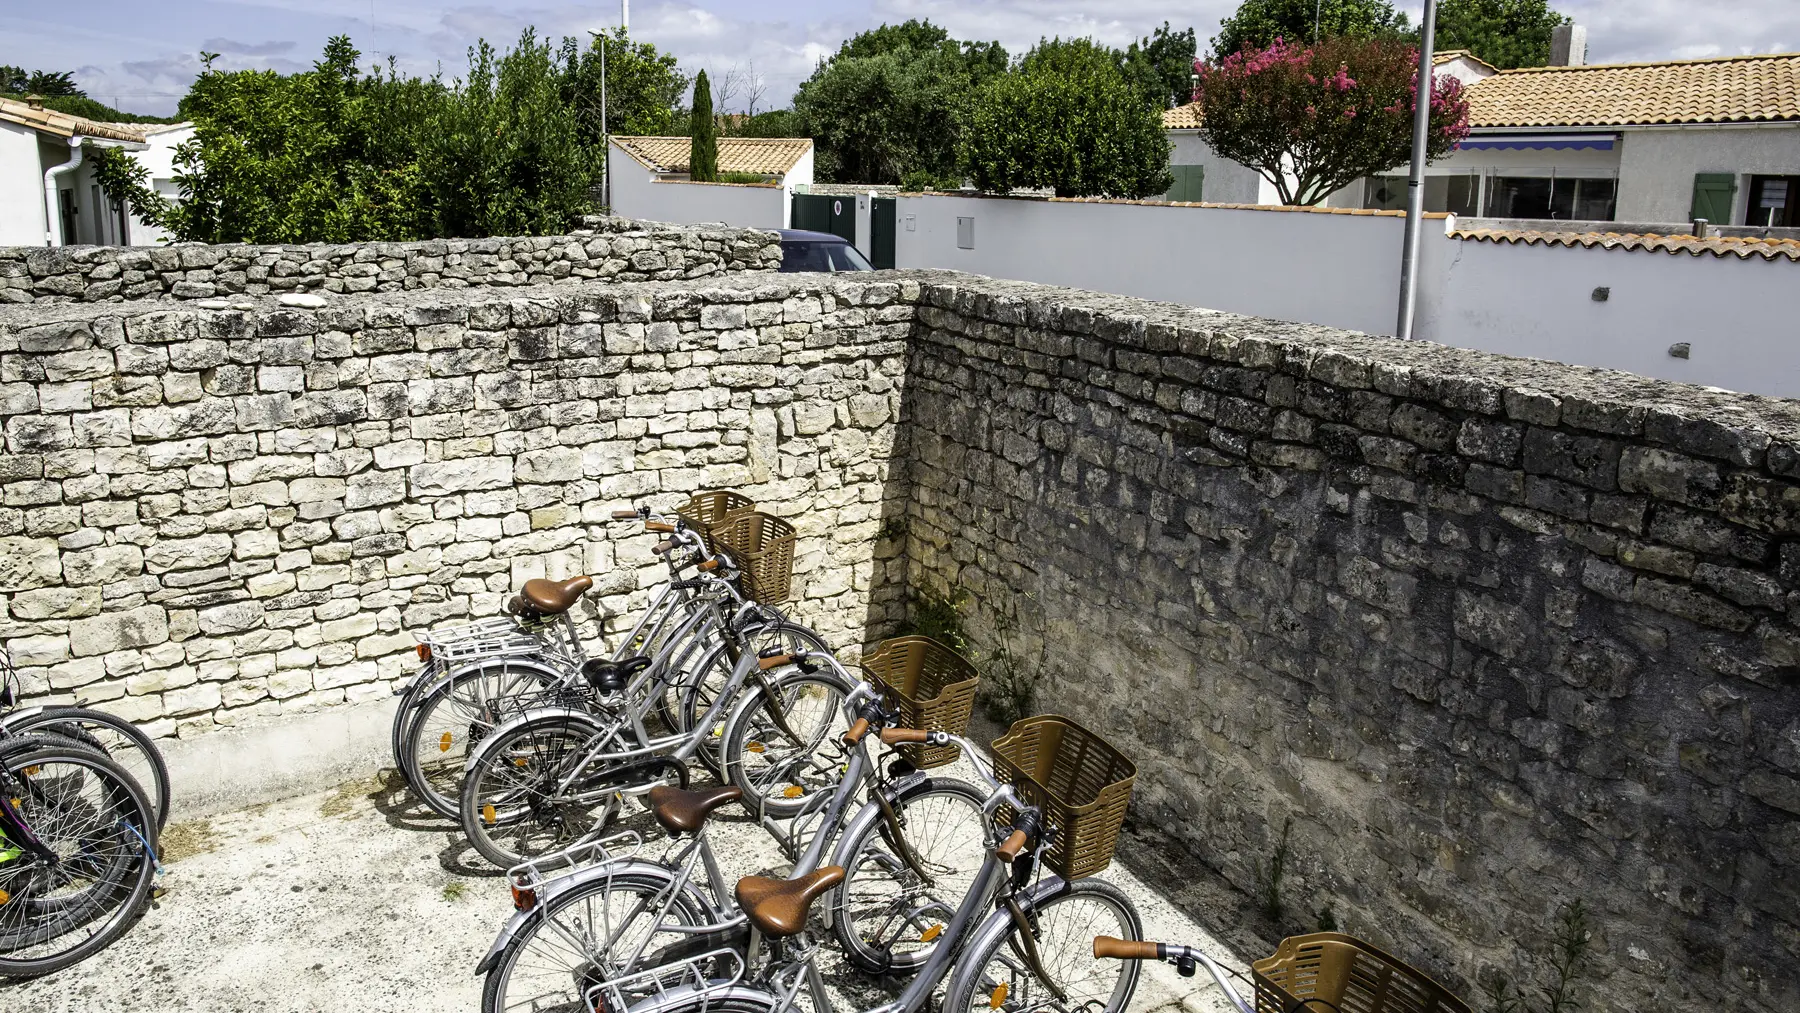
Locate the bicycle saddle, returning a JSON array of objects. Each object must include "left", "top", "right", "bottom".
[
  {"left": 582, "top": 655, "right": 650, "bottom": 695},
  {"left": 647, "top": 784, "right": 743, "bottom": 835},
  {"left": 517, "top": 575, "right": 593, "bottom": 615},
  {"left": 735, "top": 866, "right": 846, "bottom": 938}
]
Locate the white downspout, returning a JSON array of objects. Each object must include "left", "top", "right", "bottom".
[{"left": 43, "top": 136, "right": 85, "bottom": 247}]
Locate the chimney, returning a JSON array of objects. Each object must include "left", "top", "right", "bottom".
[{"left": 1550, "top": 23, "right": 1588, "bottom": 66}]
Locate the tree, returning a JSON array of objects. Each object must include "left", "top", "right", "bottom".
[
  {"left": 1211, "top": 0, "right": 1411, "bottom": 59},
  {"left": 422, "top": 30, "right": 595, "bottom": 237},
  {"left": 1194, "top": 35, "right": 1470, "bottom": 205},
  {"left": 793, "top": 19, "right": 1006, "bottom": 184},
  {"left": 962, "top": 38, "right": 1174, "bottom": 199},
  {"left": 1121, "top": 22, "right": 1199, "bottom": 108},
  {"left": 0, "top": 66, "right": 83, "bottom": 97},
  {"left": 558, "top": 28, "right": 687, "bottom": 146},
  {"left": 689, "top": 70, "right": 719, "bottom": 181},
  {"left": 1435, "top": 0, "right": 1570, "bottom": 69}
]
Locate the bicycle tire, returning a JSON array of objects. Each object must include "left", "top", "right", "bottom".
[
  {"left": 942, "top": 878, "right": 1143, "bottom": 1013},
  {"left": 480, "top": 869, "right": 716, "bottom": 1013},
  {"left": 677, "top": 622, "right": 830, "bottom": 779},
  {"left": 828, "top": 777, "right": 989, "bottom": 975},
  {"left": 0, "top": 741, "right": 158, "bottom": 979},
  {"left": 718, "top": 667, "right": 854, "bottom": 821},
  {"left": 400, "top": 660, "right": 566, "bottom": 819},
  {"left": 3, "top": 707, "right": 170, "bottom": 831}
]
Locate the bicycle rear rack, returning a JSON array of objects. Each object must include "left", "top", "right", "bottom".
[
  {"left": 581, "top": 947, "right": 747, "bottom": 1013},
  {"left": 505, "top": 829, "right": 647, "bottom": 904}
]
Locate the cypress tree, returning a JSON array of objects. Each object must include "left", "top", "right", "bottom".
[{"left": 689, "top": 70, "right": 719, "bottom": 181}]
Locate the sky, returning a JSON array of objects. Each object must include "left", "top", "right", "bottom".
[{"left": 9, "top": 0, "right": 1798, "bottom": 118}]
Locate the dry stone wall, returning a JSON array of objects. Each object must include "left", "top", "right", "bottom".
[
  {"left": 901, "top": 278, "right": 1800, "bottom": 1013},
  {"left": 0, "top": 217, "right": 780, "bottom": 305},
  {"left": 0, "top": 273, "right": 914, "bottom": 738}
]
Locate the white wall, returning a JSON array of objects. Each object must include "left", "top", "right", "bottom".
[
  {"left": 1166, "top": 131, "right": 1273, "bottom": 204},
  {"left": 1616, "top": 124, "right": 1800, "bottom": 224},
  {"left": 128, "top": 124, "right": 193, "bottom": 246},
  {"left": 1414, "top": 233, "right": 1800, "bottom": 396},
  {"left": 607, "top": 143, "right": 790, "bottom": 230},
  {"left": 0, "top": 122, "right": 44, "bottom": 245},
  {"left": 894, "top": 193, "right": 1410, "bottom": 335}
]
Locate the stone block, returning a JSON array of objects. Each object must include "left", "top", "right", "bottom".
[
  {"left": 0, "top": 535, "right": 61, "bottom": 590},
  {"left": 69, "top": 605, "right": 170, "bottom": 657},
  {"left": 411, "top": 457, "right": 514, "bottom": 496}
]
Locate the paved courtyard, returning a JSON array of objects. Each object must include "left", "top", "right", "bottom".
[{"left": 5, "top": 765, "right": 1246, "bottom": 1013}]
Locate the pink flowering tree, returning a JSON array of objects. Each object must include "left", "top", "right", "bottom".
[{"left": 1194, "top": 36, "right": 1470, "bottom": 206}]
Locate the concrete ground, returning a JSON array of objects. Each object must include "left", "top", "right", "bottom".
[{"left": 4, "top": 764, "right": 1247, "bottom": 1013}]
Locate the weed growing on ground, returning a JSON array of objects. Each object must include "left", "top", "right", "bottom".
[
  {"left": 1483, "top": 900, "right": 1593, "bottom": 1013},
  {"left": 442, "top": 880, "right": 468, "bottom": 902}
]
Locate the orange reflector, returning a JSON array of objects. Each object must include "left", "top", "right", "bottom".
[
  {"left": 0, "top": 888, "right": 8, "bottom": 905},
  {"left": 438, "top": 732, "right": 453, "bottom": 753},
  {"left": 746, "top": 742, "right": 765, "bottom": 754},
  {"left": 921, "top": 924, "right": 943, "bottom": 942},
  {"left": 416, "top": 644, "right": 432, "bottom": 663},
  {"left": 783, "top": 786, "right": 804, "bottom": 799},
  {"left": 22, "top": 767, "right": 39, "bottom": 777},
  {"left": 510, "top": 882, "right": 537, "bottom": 912},
  {"left": 990, "top": 983, "right": 1008, "bottom": 1009},
  {"left": 482, "top": 804, "right": 497, "bottom": 825},
  {"left": 512, "top": 756, "right": 530, "bottom": 767}
]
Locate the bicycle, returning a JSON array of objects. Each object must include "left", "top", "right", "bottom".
[
  {"left": 474, "top": 678, "right": 989, "bottom": 1013},
  {"left": 569, "top": 724, "right": 1143, "bottom": 1013},
  {"left": 0, "top": 732, "right": 160, "bottom": 978},
  {"left": 455, "top": 554, "right": 844, "bottom": 868}
]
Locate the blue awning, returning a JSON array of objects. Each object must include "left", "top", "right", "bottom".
[{"left": 1457, "top": 134, "right": 1616, "bottom": 151}]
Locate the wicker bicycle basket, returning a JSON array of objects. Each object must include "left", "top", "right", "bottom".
[
  {"left": 1252, "top": 934, "right": 1472, "bottom": 1013},
  {"left": 990, "top": 715, "right": 1136, "bottom": 880},
  {"left": 861, "top": 636, "right": 980, "bottom": 769},
  {"left": 706, "top": 511, "right": 798, "bottom": 604},
  {"left": 677, "top": 491, "right": 755, "bottom": 542}
]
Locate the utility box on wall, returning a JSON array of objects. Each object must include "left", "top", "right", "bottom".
[{"left": 956, "top": 217, "right": 975, "bottom": 250}]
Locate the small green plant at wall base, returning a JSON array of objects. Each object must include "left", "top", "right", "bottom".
[
  {"left": 904, "top": 584, "right": 971, "bottom": 657},
  {"left": 1253, "top": 817, "right": 1293, "bottom": 922},
  {"left": 981, "top": 604, "right": 1040, "bottom": 725},
  {"left": 1482, "top": 900, "right": 1593, "bottom": 1013},
  {"left": 1316, "top": 905, "right": 1338, "bottom": 932}
]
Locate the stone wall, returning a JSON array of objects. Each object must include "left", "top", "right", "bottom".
[
  {"left": 0, "top": 273, "right": 913, "bottom": 738},
  {"left": 901, "top": 278, "right": 1800, "bottom": 1012},
  {"left": 0, "top": 217, "right": 780, "bottom": 305}
]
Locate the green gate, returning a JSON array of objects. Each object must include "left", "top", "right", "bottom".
[
  {"left": 871, "top": 197, "right": 897, "bottom": 269},
  {"left": 791, "top": 193, "right": 855, "bottom": 244}
]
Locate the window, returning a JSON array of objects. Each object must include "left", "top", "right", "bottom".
[
  {"left": 1164, "top": 164, "right": 1205, "bottom": 202},
  {"left": 1746, "top": 175, "right": 1800, "bottom": 227},
  {"left": 1482, "top": 171, "right": 1615, "bottom": 221}
]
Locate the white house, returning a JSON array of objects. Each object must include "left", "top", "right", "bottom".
[
  {"left": 125, "top": 122, "right": 196, "bottom": 246},
  {"left": 0, "top": 96, "right": 150, "bottom": 247},
  {"left": 605, "top": 135, "right": 814, "bottom": 230}
]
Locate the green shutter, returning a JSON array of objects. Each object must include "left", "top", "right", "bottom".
[
  {"left": 1690, "top": 173, "right": 1736, "bottom": 222},
  {"left": 1166, "top": 165, "right": 1205, "bottom": 203}
]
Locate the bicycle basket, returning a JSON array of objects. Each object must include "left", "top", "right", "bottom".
[
  {"left": 861, "top": 636, "right": 979, "bottom": 769},
  {"left": 991, "top": 715, "right": 1135, "bottom": 880},
  {"left": 706, "top": 511, "right": 797, "bottom": 604},
  {"left": 677, "top": 491, "right": 755, "bottom": 542},
  {"left": 1252, "top": 934, "right": 1472, "bottom": 1013}
]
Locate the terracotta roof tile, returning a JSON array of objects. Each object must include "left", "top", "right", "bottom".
[
  {"left": 0, "top": 96, "right": 148, "bottom": 143},
  {"left": 1466, "top": 52, "right": 1800, "bottom": 127},
  {"left": 612, "top": 135, "right": 812, "bottom": 176},
  {"left": 1434, "top": 49, "right": 1498, "bottom": 73},
  {"left": 1162, "top": 103, "right": 1203, "bottom": 129},
  {"left": 1452, "top": 227, "right": 1800, "bottom": 261}
]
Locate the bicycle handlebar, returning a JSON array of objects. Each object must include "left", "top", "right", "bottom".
[
  {"left": 611, "top": 509, "right": 641, "bottom": 520},
  {"left": 1090, "top": 938, "right": 1255, "bottom": 1013},
  {"left": 1093, "top": 937, "right": 1161, "bottom": 960},
  {"left": 993, "top": 827, "right": 1030, "bottom": 862}
]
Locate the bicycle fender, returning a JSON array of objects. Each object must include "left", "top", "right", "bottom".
[
  {"left": 414, "top": 656, "right": 567, "bottom": 704},
  {"left": 940, "top": 873, "right": 1074, "bottom": 1005},
  {"left": 608, "top": 983, "right": 777, "bottom": 1013},
  {"left": 463, "top": 706, "right": 612, "bottom": 774}
]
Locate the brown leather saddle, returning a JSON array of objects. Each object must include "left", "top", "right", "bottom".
[
  {"left": 647, "top": 784, "right": 743, "bottom": 835},
  {"left": 511, "top": 575, "right": 593, "bottom": 616},
  {"left": 735, "top": 866, "right": 846, "bottom": 938}
]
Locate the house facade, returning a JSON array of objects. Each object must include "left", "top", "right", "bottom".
[
  {"left": 1164, "top": 50, "right": 1800, "bottom": 228},
  {"left": 605, "top": 135, "right": 814, "bottom": 230},
  {"left": 0, "top": 97, "right": 193, "bottom": 248}
]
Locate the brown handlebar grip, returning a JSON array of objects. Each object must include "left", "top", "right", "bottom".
[
  {"left": 994, "top": 828, "right": 1029, "bottom": 862},
  {"left": 611, "top": 510, "right": 639, "bottom": 520},
  {"left": 697, "top": 559, "right": 720, "bottom": 572},
  {"left": 645, "top": 521, "right": 675, "bottom": 533},
  {"left": 758, "top": 652, "right": 797, "bottom": 671},
  {"left": 653, "top": 539, "right": 676, "bottom": 555},
  {"left": 879, "top": 728, "right": 929, "bottom": 745},
  {"left": 1093, "top": 937, "right": 1161, "bottom": 960},
  {"left": 842, "top": 717, "right": 871, "bottom": 746}
]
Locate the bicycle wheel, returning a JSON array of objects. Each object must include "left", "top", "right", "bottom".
[
  {"left": 3, "top": 707, "right": 170, "bottom": 831},
  {"left": 677, "top": 622, "right": 831, "bottom": 779},
  {"left": 480, "top": 869, "right": 716, "bottom": 1013},
  {"left": 944, "top": 878, "right": 1142, "bottom": 1013},
  {"left": 830, "top": 778, "right": 989, "bottom": 975},
  {"left": 460, "top": 716, "right": 686, "bottom": 869},
  {"left": 718, "top": 668, "right": 853, "bottom": 821},
  {"left": 402, "top": 660, "right": 566, "bottom": 819},
  {"left": 0, "top": 741, "right": 158, "bottom": 978}
]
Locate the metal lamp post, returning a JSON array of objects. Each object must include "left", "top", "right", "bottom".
[{"left": 1395, "top": 0, "right": 1438, "bottom": 339}]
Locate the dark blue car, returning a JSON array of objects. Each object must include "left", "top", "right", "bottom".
[{"left": 777, "top": 229, "right": 874, "bottom": 273}]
